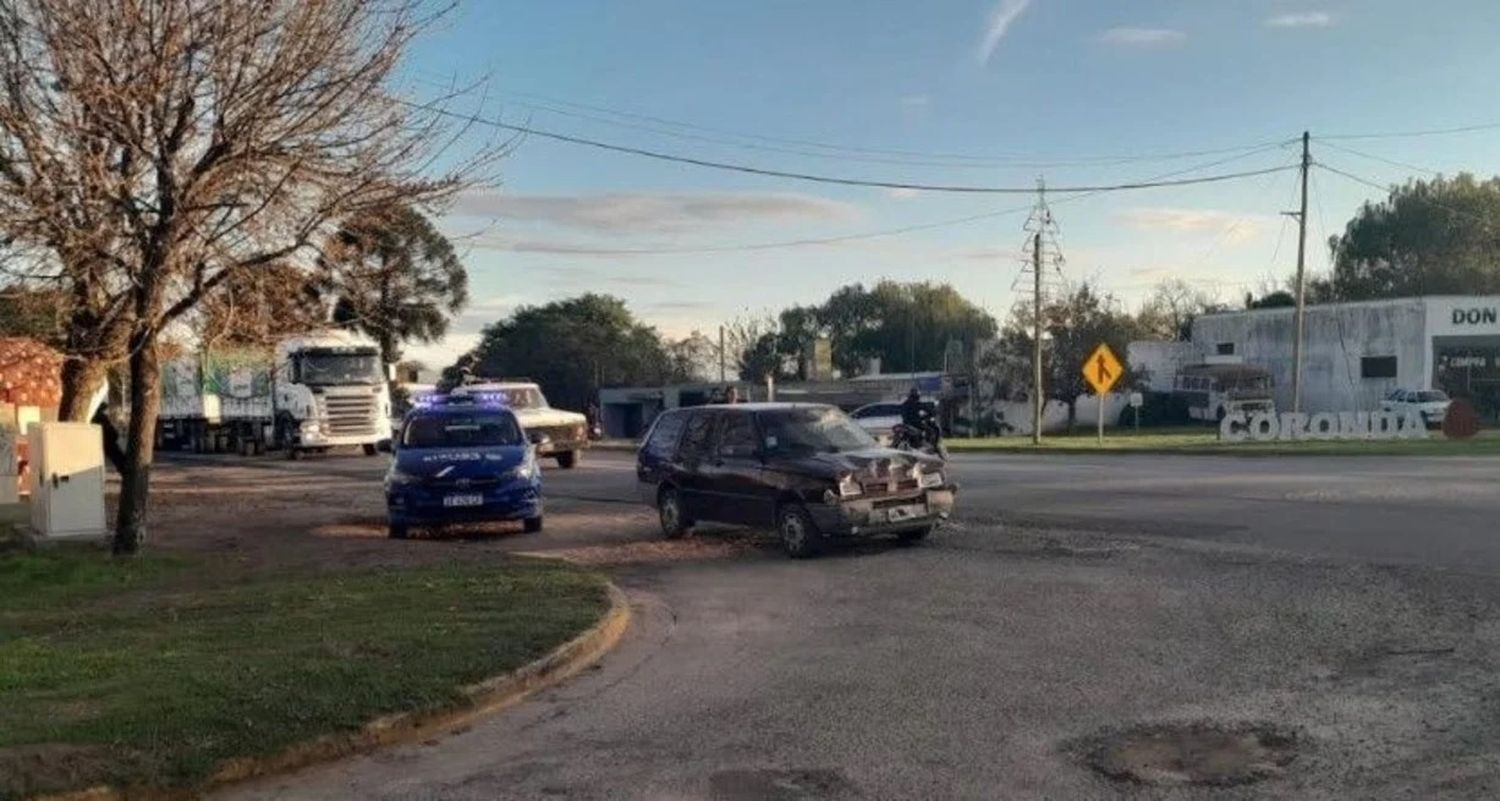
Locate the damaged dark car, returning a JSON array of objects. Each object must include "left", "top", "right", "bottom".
[{"left": 637, "top": 403, "right": 958, "bottom": 558}]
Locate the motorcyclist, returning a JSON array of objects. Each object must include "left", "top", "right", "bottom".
[{"left": 899, "top": 387, "right": 940, "bottom": 447}]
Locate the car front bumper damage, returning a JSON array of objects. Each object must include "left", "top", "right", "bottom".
[{"left": 809, "top": 486, "right": 957, "bottom": 538}]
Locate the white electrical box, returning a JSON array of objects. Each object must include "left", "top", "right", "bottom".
[
  {"left": 27, "top": 422, "right": 108, "bottom": 540},
  {"left": 0, "top": 425, "right": 16, "bottom": 505}
]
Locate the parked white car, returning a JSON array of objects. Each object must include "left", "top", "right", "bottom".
[
  {"left": 848, "top": 402, "right": 904, "bottom": 443},
  {"left": 1381, "top": 388, "right": 1451, "bottom": 428}
]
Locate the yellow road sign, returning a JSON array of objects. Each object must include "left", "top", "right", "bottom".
[{"left": 1082, "top": 342, "right": 1123, "bottom": 395}]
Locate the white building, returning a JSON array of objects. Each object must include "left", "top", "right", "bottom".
[{"left": 1189, "top": 295, "right": 1500, "bottom": 419}]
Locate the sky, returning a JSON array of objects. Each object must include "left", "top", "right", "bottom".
[{"left": 397, "top": 0, "right": 1500, "bottom": 369}]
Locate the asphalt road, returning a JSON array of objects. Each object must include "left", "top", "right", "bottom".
[{"left": 198, "top": 448, "right": 1500, "bottom": 799}]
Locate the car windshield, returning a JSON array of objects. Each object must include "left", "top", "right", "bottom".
[
  {"left": 402, "top": 413, "right": 523, "bottom": 448},
  {"left": 469, "top": 387, "right": 546, "bottom": 409},
  {"left": 297, "top": 351, "right": 380, "bottom": 386},
  {"left": 1416, "top": 390, "right": 1449, "bottom": 402},
  {"left": 759, "top": 407, "right": 877, "bottom": 454}
]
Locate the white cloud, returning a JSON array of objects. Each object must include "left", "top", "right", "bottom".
[
  {"left": 1116, "top": 207, "right": 1276, "bottom": 244},
  {"left": 448, "top": 190, "right": 860, "bottom": 235},
  {"left": 978, "top": 0, "right": 1033, "bottom": 64},
  {"left": 1097, "top": 26, "right": 1187, "bottom": 47},
  {"left": 1265, "top": 11, "right": 1333, "bottom": 28},
  {"left": 403, "top": 334, "right": 481, "bottom": 373}
]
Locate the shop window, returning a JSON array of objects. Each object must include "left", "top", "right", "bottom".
[
  {"left": 1216, "top": 342, "right": 1235, "bottom": 355},
  {"left": 1361, "top": 356, "right": 1397, "bottom": 379}
]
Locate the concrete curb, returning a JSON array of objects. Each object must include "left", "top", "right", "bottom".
[{"left": 30, "top": 582, "right": 632, "bottom": 801}]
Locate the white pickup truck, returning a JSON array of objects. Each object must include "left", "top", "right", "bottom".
[{"left": 450, "top": 381, "right": 588, "bottom": 468}]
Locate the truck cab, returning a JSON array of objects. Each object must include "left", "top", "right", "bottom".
[
  {"left": 274, "top": 332, "right": 392, "bottom": 458},
  {"left": 450, "top": 381, "right": 588, "bottom": 468}
]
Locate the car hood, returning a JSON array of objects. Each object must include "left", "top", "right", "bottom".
[
  {"left": 514, "top": 408, "right": 586, "bottom": 427},
  {"left": 771, "top": 447, "right": 942, "bottom": 480},
  {"left": 393, "top": 446, "right": 527, "bottom": 480}
]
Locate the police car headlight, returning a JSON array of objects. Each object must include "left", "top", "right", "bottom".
[
  {"left": 386, "top": 468, "right": 421, "bottom": 487},
  {"left": 503, "top": 455, "right": 537, "bottom": 481}
]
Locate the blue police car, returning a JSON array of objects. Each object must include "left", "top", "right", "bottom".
[{"left": 382, "top": 395, "right": 542, "bottom": 538}]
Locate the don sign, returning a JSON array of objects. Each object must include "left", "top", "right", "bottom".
[{"left": 1219, "top": 410, "right": 1429, "bottom": 442}]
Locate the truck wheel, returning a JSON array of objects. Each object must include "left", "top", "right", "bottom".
[
  {"left": 388, "top": 521, "right": 409, "bottom": 539},
  {"left": 777, "top": 504, "right": 825, "bottom": 559},
  {"left": 658, "top": 487, "right": 692, "bottom": 539},
  {"left": 523, "top": 515, "right": 543, "bottom": 533},
  {"left": 362, "top": 443, "right": 378, "bottom": 457},
  {"left": 556, "top": 450, "right": 578, "bottom": 469}
]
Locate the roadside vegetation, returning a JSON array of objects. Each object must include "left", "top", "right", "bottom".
[
  {"left": 0, "top": 546, "right": 608, "bottom": 800},
  {"left": 948, "top": 426, "right": 1500, "bottom": 455}
]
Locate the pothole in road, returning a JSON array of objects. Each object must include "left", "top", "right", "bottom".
[{"left": 1074, "top": 721, "right": 1301, "bottom": 787}]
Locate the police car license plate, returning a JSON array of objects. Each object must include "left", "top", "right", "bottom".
[
  {"left": 443, "top": 494, "right": 484, "bottom": 508},
  {"left": 886, "top": 503, "right": 926, "bottom": 522}
]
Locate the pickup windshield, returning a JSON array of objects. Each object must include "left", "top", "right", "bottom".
[
  {"left": 402, "top": 413, "right": 523, "bottom": 448},
  {"left": 297, "top": 351, "right": 380, "bottom": 386},
  {"left": 760, "top": 407, "right": 876, "bottom": 454}
]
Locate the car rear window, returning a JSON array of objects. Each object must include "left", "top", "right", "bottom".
[{"left": 642, "top": 411, "right": 688, "bottom": 459}]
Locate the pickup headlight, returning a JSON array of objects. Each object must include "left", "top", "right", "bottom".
[
  {"left": 836, "top": 472, "right": 862, "bottom": 498},
  {"left": 919, "top": 470, "right": 944, "bottom": 489}
]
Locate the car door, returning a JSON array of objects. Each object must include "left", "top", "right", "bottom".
[
  {"left": 697, "top": 411, "right": 769, "bottom": 526},
  {"left": 673, "top": 410, "right": 717, "bottom": 520}
]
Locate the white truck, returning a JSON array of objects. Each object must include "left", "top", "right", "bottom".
[
  {"left": 450, "top": 380, "right": 589, "bottom": 468},
  {"left": 157, "top": 331, "right": 392, "bottom": 459}
]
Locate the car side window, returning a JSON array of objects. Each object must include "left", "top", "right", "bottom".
[
  {"left": 717, "top": 413, "right": 759, "bottom": 458},
  {"left": 643, "top": 412, "right": 687, "bottom": 460},
  {"left": 678, "top": 411, "right": 715, "bottom": 460}
]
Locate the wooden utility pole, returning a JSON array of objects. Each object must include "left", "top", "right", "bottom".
[
  {"left": 718, "top": 324, "right": 726, "bottom": 383},
  {"left": 1291, "top": 130, "right": 1311, "bottom": 413},
  {"left": 1032, "top": 231, "right": 1043, "bottom": 445}
]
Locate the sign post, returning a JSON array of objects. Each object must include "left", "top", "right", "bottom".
[{"left": 1081, "top": 343, "right": 1124, "bottom": 447}]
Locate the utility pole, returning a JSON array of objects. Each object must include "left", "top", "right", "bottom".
[
  {"left": 1290, "top": 131, "right": 1311, "bottom": 413},
  {"left": 1031, "top": 231, "right": 1044, "bottom": 445},
  {"left": 718, "top": 324, "right": 726, "bottom": 383}
]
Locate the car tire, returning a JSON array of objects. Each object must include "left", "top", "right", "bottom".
[
  {"left": 658, "top": 487, "right": 692, "bottom": 539},
  {"left": 777, "top": 504, "right": 824, "bottom": 559},
  {"left": 388, "top": 522, "right": 409, "bottom": 540},
  {"left": 897, "top": 525, "right": 934, "bottom": 544},
  {"left": 523, "top": 515, "right": 543, "bottom": 533},
  {"left": 362, "top": 443, "right": 378, "bottom": 457},
  {"left": 286, "top": 446, "right": 302, "bottom": 461},
  {"left": 556, "top": 450, "right": 578, "bottom": 469}
]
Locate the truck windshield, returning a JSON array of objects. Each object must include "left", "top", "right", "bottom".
[
  {"left": 402, "top": 413, "right": 522, "bottom": 448},
  {"left": 297, "top": 352, "right": 380, "bottom": 385},
  {"left": 494, "top": 387, "right": 545, "bottom": 409},
  {"left": 759, "top": 408, "right": 876, "bottom": 454}
]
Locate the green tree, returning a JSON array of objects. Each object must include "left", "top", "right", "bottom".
[
  {"left": 1002, "top": 282, "right": 1141, "bottom": 426},
  {"left": 323, "top": 206, "right": 469, "bottom": 374},
  {"left": 455, "top": 294, "right": 681, "bottom": 411},
  {"left": 1325, "top": 173, "right": 1500, "bottom": 300}
]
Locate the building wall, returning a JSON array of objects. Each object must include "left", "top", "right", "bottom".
[{"left": 1192, "top": 298, "right": 1428, "bottom": 413}]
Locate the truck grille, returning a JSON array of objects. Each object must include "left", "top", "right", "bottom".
[{"left": 317, "top": 392, "right": 378, "bottom": 436}]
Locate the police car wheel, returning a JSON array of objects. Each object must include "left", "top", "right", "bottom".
[
  {"left": 523, "top": 516, "right": 543, "bottom": 533},
  {"left": 388, "top": 522, "right": 409, "bottom": 539}
]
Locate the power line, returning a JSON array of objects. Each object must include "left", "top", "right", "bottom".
[
  {"left": 1320, "top": 120, "right": 1500, "bottom": 141},
  {"left": 1316, "top": 160, "right": 1499, "bottom": 232},
  {"left": 472, "top": 144, "right": 1294, "bottom": 257},
  {"left": 481, "top": 87, "right": 1298, "bottom": 169},
  {"left": 1315, "top": 139, "right": 1443, "bottom": 176},
  {"left": 402, "top": 98, "right": 1298, "bottom": 194}
]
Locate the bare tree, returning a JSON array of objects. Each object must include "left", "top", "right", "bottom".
[
  {"left": 0, "top": 0, "right": 496, "bottom": 552},
  {"left": 1136, "top": 279, "right": 1219, "bottom": 341}
]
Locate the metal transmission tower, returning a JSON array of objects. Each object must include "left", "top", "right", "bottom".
[{"left": 1010, "top": 179, "right": 1067, "bottom": 444}]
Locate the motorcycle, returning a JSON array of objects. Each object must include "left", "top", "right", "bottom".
[{"left": 891, "top": 422, "right": 949, "bottom": 460}]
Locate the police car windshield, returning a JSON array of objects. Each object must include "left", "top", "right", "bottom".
[{"left": 402, "top": 413, "right": 522, "bottom": 448}]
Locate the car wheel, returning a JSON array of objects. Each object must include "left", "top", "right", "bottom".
[
  {"left": 362, "top": 443, "right": 378, "bottom": 457},
  {"left": 556, "top": 450, "right": 578, "bottom": 469},
  {"left": 658, "top": 487, "right": 691, "bottom": 539},
  {"left": 286, "top": 446, "right": 302, "bottom": 461},
  {"left": 523, "top": 515, "right": 543, "bottom": 533},
  {"left": 897, "top": 525, "right": 934, "bottom": 544},
  {"left": 388, "top": 522, "right": 409, "bottom": 539},
  {"left": 777, "top": 504, "right": 824, "bottom": 559}
]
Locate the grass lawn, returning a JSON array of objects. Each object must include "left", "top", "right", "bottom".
[
  {"left": 947, "top": 426, "right": 1500, "bottom": 456},
  {"left": 0, "top": 545, "right": 608, "bottom": 800}
]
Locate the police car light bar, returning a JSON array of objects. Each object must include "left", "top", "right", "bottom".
[{"left": 412, "top": 392, "right": 509, "bottom": 409}]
